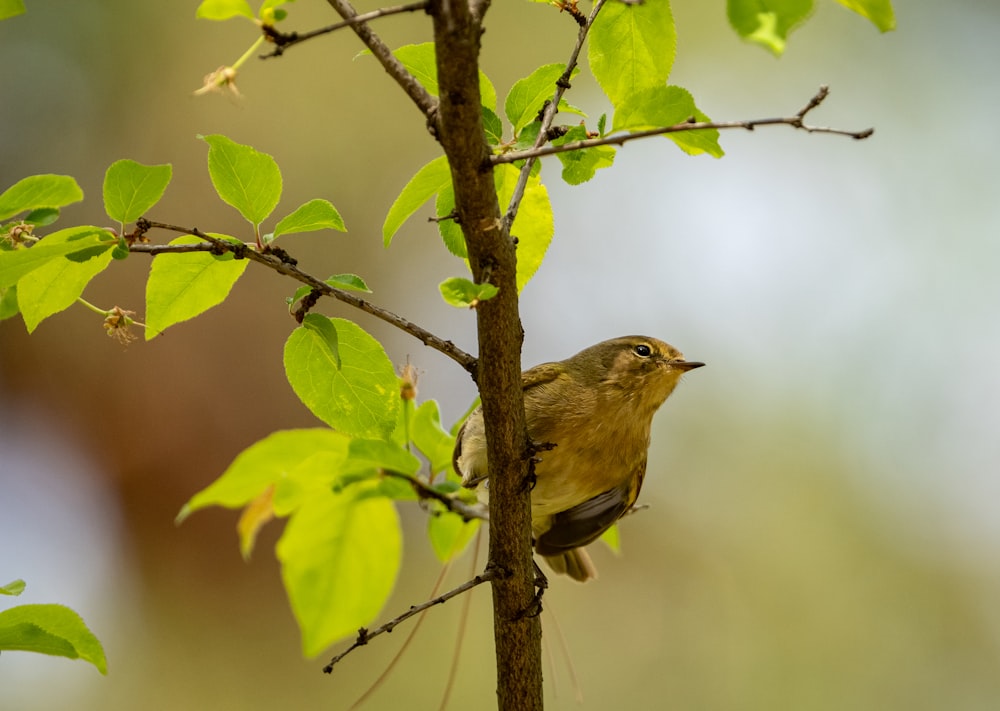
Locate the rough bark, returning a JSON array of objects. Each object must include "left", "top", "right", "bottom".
[{"left": 430, "top": 1, "right": 544, "bottom": 709}]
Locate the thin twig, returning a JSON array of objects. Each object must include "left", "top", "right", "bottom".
[
  {"left": 324, "top": 0, "right": 439, "bottom": 127},
  {"left": 494, "top": 85, "right": 874, "bottom": 165},
  {"left": 129, "top": 242, "right": 230, "bottom": 255},
  {"left": 382, "top": 470, "right": 488, "bottom": 522},
  {"left": 323, "top": 568, "right": 496, "bottom": 673},
  {"left": 503, "top": 0, "right": 609, "bottom": 231},
  {"left": 133, "top": 220, "right": 477, "bottom": 375},
  {"left": 262, "top": 2, "right": 429, "bottom": 58}
]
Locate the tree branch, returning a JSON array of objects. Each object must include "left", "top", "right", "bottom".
[
  {"left": 324, "top": 0, "right": 439, "bottom": 128},
  {"left": 503, "top": 0, "right": 608, "bottom": 230},
  {"left": 494, "top": 85, "right": 873, "bottom": 165},
  {"left": 382, "top": 470, "right": 488, "bottom": 522},
  {"left": 261, "top": 2, "right": 429, "bottom": 58},
  {"left": 323, "top": 568, "right": 496, "bottom": 673},
  {"left": 133, "top": 220, "right": 477, "bottom": 375},
  {"left": 429, "top": 1, "right": 542, "bottom": 709}
]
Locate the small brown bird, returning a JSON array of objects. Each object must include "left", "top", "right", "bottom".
[{"left": 453, "top": 336, "right": 703, "bottom": 582}]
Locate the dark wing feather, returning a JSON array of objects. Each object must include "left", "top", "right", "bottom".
[{"left": 534, "top": 481, "right": 633, "bottom": 556}]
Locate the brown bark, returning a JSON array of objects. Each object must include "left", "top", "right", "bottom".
[{"left": 430, "top": 2, "right": 543, "bottom": 709}]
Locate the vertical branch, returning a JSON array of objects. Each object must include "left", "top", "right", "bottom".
[{"left": 429, "top": 1, "right": 542, "bottom": 710}]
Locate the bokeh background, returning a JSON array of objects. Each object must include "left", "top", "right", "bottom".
[{"left": 2, "top": 1, "right": 999, "bottom": 709}]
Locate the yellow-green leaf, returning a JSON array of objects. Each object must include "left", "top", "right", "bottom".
[{"left": 277, "top": 486, "right": 401, "bottom": 657}]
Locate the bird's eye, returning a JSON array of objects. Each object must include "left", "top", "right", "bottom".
[{"left": 633, "top": 344, "right": 652, "bottom": 357}]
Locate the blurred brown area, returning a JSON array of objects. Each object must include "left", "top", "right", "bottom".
[{"left": 3, "top": 1, "right": 1000, "bottom": 709}]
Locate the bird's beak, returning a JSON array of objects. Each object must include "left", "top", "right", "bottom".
[{"left": 672, "top": 360, "right": 705, "bottom": 371}]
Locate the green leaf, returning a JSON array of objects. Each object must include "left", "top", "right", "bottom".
[
  {"left": 384, "top": 43, "right": 498, "bottom": 112},
  {"left": 23, "top": 207, "right": 60, "bottom": 227},
  {"left": 552, "top": 125, "right": 616, "bottom": 185},
  {"left": 287, "top": 273, "right": 370, "bottom": 309},
  {"left": 835, "top": 0, "right": 894, "bottom": 32},
  {"left": 435, "top": 183, "right": 467, "bottom": 258},
  {"left": 600, "top": 523, "right": 621, "bottom": 553},
  {"left": 277, "top": 486, "right": 401, "bottom": 657},
  {"left": 505, "top": 64, "right": 577, "bottom": 136},
  {"left": 1, "top": 579, "right": 25, "bottom": 596},
  {"left": 195, "top": 0, "right": 254, "bottom": 20},
  {"left": 382, "top": 155, "right": 451, "bottom": 247},
  {"left": 726, "top": 0, "right": 813, "bottom": 56},
  {"left": 588, "top": 0, "right": 677, "bottom": 108},
  {"left": 178, "top": 428, "right": 350, "bottom": 521},
  {"left": 0, "top": 285, "right": 18, "bottom": 321},
  {"left": 0, "top": 227, "right": 114, "bottom": 289},
  {"left": 103, "top": 159, "right": 172, "bottom": 225},
  {"left": 17, "top": 230, "right": 116, "bottom": 333},
  {"left": 482, "top": 107, "right": 504, "bottom": 146},
  {"left": 0, "top": 175, "right": 83, "bottom": 221},
  {"left": 273, "top": 199, "right": 346, "bottom": 239},
  {"left": 284, "top": 316, "right": 400, "bottom": 439},
  {"left": 325, "top": 273, "right": 370, "bottom": 293},
  {"left": 495, "top": 164, "right": 553, "bottom": 291},
  {"left": 144, "top": 234, "right": 249, "bottom": 339},
  {"left": 198, "top": 134, "right": 282, "bottom": 226},
  {"left": 0, "top": 0, "right": 26, "bottom": 21},
  {"left": 428, "top": 513, "right": 480, "bottom": 563},
  {"left": 0, "top": 604, "right": 107, "bottom": 675},
  {"left": 439, "top": 277, "right": 499, "bottom": 308},
  {"left": 260, "top": 0, "right": 295, "bottom": 21},
  {"left": 342, "top": 438, "right": 421, "bottom": 478},
  {"left": 614, "top": 85, "right": 724, "bottom": 158},
  {"left": 411, "top": 400, "right": 455, "bottom": 475}
]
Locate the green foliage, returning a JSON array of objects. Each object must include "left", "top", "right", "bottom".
[
  {"left": 144, "top": 234, "right": 250, "bottom": 339},
  {"left": 494, "top": 165, "right": 553, "bottom": 291},
  {"left": 589, "top": 0, "right": 677, "bottom": 109},
  {"left": 0, "top": 580, "right": 107, "bottom": 675},
  {"left": 178, "top": 428, "right": 351, "bottom": 519},
  {"left": 283, "top": 315, "right": 399, "bottom": 438},
  {"left": 277, "top": 484, "right": 401, "bottom": 657},
  {"left": 835, "top": 0, "right": 895, "bottom": 31},
  {"left": 728, "top": 0, "right": 895, "bottom": 55},
  {"left": 614, "top": 85, "right": 724, "bottom": 157},
  {"left": 552, "top": 125, "right": 616, "bottom": 185},
  {"left": 0, "top": 227, "right": 114, "bottom": 289},
  {"left": 103, "top": 160, "right": 172, "bottom": 227},
  {"left": 382, "top": 155, "right": 451, "bottom": 247},
  {"left": 429, "top": 512, "right": 481, "bottom": 563},
  {"left": 727, "top": 0, "right": 814, "bottom": 55},
  {"left": 387, "top": 42, "right": 498, "bottom": 113},
  {"left": 199, "top": 134, "right": 282, "bottom": 231},
  {"left": 439, "top": 277, "right": 499, "bottom": 308},
  {"left": 1, "top": 579, "right": 26, "bottom": 596},
  {"left": 287, "top": 274, "right": 371, "bottom": 311},
  {"left": 0, "top": 174, "right": 82, "bottom": 221},
  {"left": 504, "top": 64, "right": 581, "bottom": 136},
  {"left": 0, "top": 0, "right": 25, "bottom": 20},
  {"left": 17, "top": 230, "right": 116, "bottom": 333},
  {"left": 272, "top": 199, "right": 346, "bottom": 240},
  {"left": 195, "top": 0, "right": 254, "bottom": 21},
  {"left": 410, "top": 400, "right": 456, "bottom": 476}
]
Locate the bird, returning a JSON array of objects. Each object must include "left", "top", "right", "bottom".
[{"left": 453, "top": 336, "right": 703, "bottom": 581}]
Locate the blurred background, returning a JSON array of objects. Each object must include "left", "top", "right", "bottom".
[{"left": 2, "top": 1, "right": 999, "bottom": 709}]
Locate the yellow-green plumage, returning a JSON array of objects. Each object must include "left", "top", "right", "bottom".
[{"left": 453, "top": 336, "right": 703, "bottom": 582}]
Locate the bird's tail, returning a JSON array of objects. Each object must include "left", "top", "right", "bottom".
[{"left": 543, "top": 548, "right": 597, "bottom": 582}]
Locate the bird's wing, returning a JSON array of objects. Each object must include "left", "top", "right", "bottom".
[
  {"left": 533, "top": 479, "right": 635, "bottom": 556},
  {"left": 521, "top": 362, "right": 565, "bottom": 391}
]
